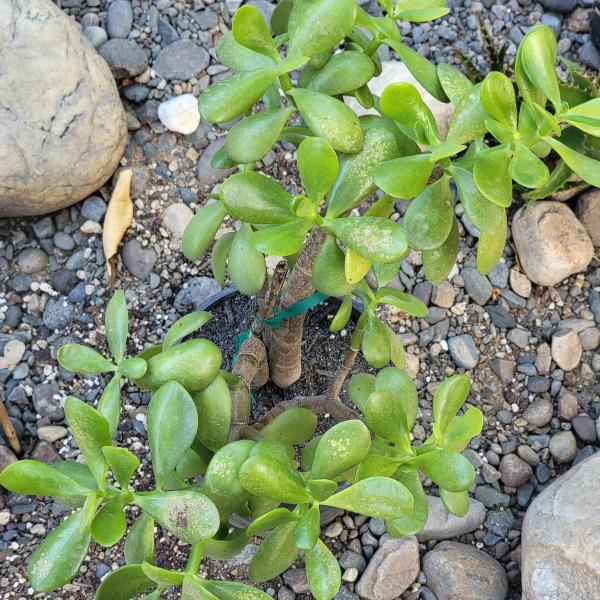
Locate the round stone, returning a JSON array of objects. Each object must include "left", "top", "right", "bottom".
[
  {"left": 499, "top": 454, "right": 533, "bottom": 487},
  {"left": 523, "top": 397, "right": 554, "bottom": 428},
  {"left": 17, "top": 248, "right": 48, "bottom": 274},
  {"left": 153, "top": 40, "right": 210, "bottom": 80},
  {"left": 549, "top": 431, "right": 578, "bottom": 464},
  {"left": 552, "top": 328, "right": 582, "bottom": 371}
]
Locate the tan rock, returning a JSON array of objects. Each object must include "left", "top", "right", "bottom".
[
  {"left": 512, "top": 202, "right": 594, "bottom": 286},
  {"left": 0, "top": 0, "right": 127, "bottom": 216},
  {"left": 551, "top": 328, "right": 582, "bottom": 371},
  {"left": 576, "top": 188, "right": 600, "bottom": 246},
  {"left": 522, "top": 452, "right": 600, "bottom": 600}
]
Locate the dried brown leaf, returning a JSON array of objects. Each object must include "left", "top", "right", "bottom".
[{"left": 103, "top": 169, "right": 133, "bottom": 286}]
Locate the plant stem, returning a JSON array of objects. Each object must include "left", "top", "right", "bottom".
[
  {"left": 267, "top": 228, "right": 326, "bottom": 388},
  {"left": 185, "top": 543, "right": 203, "bottom": 574},
  {"left": 326, "top": 311, "right": 368, "bottom": 402}
]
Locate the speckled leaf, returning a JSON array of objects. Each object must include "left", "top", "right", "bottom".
[
  {"left": 249, "top": 522, "right": 299, "bottom": 582},
  {"left": 133, "top": 490, "right": 220, "bottom": 544},
  {"left": 58, "top": 344, "right": 115, "bottom": 374},
  {"left": 436, "top": 63, "right": 472, "bottom": 105},
  {"left": 105, "top": 290, "right": 128, "bottom": 364},
  {"left": 404, "top": 176, "right": 453, "bottom": 251},
  {"left": 221, "top": 172, "right": 294, "bottom": 224},
  {"left": 125, "top": 512, "right": 155, "bottom": 565},
  {"left": 260, "top": 407, "right": 318, "bottom": 445},
  {"left": 385, "top": 471, "right": 428, "bottom": 537},
  {"left": 305, "top": 539, "right": 341, "bottom": 600},
  {"left": 373, "top": 154, "right": 433, "bottom": 199},
  {"left": 182, "top": 201, "right": 228, "bottom": 262},
  {"left": 362, "top": 312, "right": 391, "bottom": 369},
  {"left": 91, "top": 495, "right": 126, "bottom": 547},
  {"left": 228, "top": 224, "right": 267, "bottom": 296},
  {"left": 293, "top": 505, "right": 321, "bottom": 549},
  {"left": 308, "top": 51, "right": 375, "bottom": 95},
  {"left": 192, "top": 374, "right": 232, "bottom": 453},
  {"left": 376, "top": 367, "right": 418, "bottom": 430},
  {"left": 310, "top": 420, "right": 371, "bottom": 481},
  {"left": 446, "top": 83, "right": 487, "bottom": 144},
  {"left": 29, "top": 509, "right": 91, "bottom": 593},
  {"left": 95, "top": 564, "right": 155, "bottom": 600},
  {"left": 481, "top": 72, "right": 517, "bottom": 130},
  {"left": 422, "top": 215, "right": 459, "bottom": 285},
  {"left": 288, "top": 88, "right": 364, "bottom": 154},
  {"left": 147, "top": 381, "right": 197, "bottom": 489},
  {"left": 298, "top": 137, "right": 339, "bottom": 203},
  {"left": 477, "top": 210, "right": 507, "bottom": 275}
]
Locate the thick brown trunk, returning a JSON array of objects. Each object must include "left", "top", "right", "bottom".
[{"left": 267, "top": 228, "right": 326, "bottom": 388}]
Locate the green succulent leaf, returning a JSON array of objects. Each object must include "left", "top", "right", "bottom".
[
  {"left": 95, "top": 564, "right": 156, "bottom": 600},
  {"left": 298, "top": 137, "right": 339, "bottom": 204},
  {"left": 385, "top": 471, "right": 429, "bottom": 537},
  {"left": 147, "top": 381, "right": 198, "bottom": 489},
  {"left": 134, "top": 490, "right": 220, "bottom": 544},
  {"left": 53, "top": 461, "right": 97, "bottom": 491},
  {"left": 373, "top": 154, "right": 434, "bottom": 199},
  {"left": 362, "top": 312, "right": 391, "bottom": 369},
  {"left": 307, "top": 479, "right": 338, "bottom": 501},
  {"left": 232, "top": 5, "right": 279, "bottom": 60},
  {"left": 477, "top": 210, "right": 507, "bottom": 275},
  {"left": 202, "top": 580, "right": 274, "bottom": 600},
  {"left": 118, "top": 357, "right": 147, "bottom": 380},
  {"left": 102, "top": 446, "right": 140, "bottom": 490},
  {"left": 326, "top": 216, "right": 408, "bottom": 263},
  {"left": 260, "top": 407, "right": 318, "bottom": 445},
  {"left": 125, "top": 512, "right": 155, "bottom": 565},
  {"left": 451, "top": 166, "right": 504, "bottom": 234},
  {"left": 228, "top": 224, "right": 267, "bottom": 296},
  {"left": 324, "top": 476, "right": 414, "bottom": 519},
  {"left": 251, "top": 220, "right": 312, "bottom": 256},
  {"left": 329, "top": 294, "right": 352, "bottom": 332},
  {"left": 544, "top": 136, "right": 600, "bottom": 187},
  {"left": 440, "top": 488, "right": 469, "bottom": 517},
  {"left": 376, "top": 287, "right": 428, "bottom": 317},
  {"left": 433, "top": 373, "right": 470, "bottom": 436},
  {"left": 436, "top": 63, "right": 472, "bottom": 105},
  {"left": 216, "top": 32, "right": 276, "bottom": 73},
  {"left": 312, "top": 236, "right": 355, "bottom": 297},
  {"left": 97, "top": 373, "right": 122, "bottom": 438},
  {"left": 326, "top": 125, "right": 399, "bottom": 218},
  {"left": 192, "top": 374, "right": 232, "bottom": 453},
  {"left": 182, "top": 575, "right": 218, "bottom": 600},
  {"left": 416, "top": 449, "right": 476, "bottom": 492},
  {"left": 287, "top": 0, "right": 356, "bottom": 58},
  {"left": 105, "top": 290, "right": 128, "bottom": 364},
  {"left": 29, "top": 509, "right": 91, "bottom": 593},
  {"left": 308, "top": 51, "right": 375, "bottom": 95},
  {"left": 422, "top": 215, "right": 459, "bottom": 285},
  {"left": 564, "top": 97, "right": 600, "bottom": 136},
  {"left": 473, "top": 145, "right": 513, "bottom": 207},
  {"left": 404, "top": 176, "right": 454, "bottom": 251},
  {"left": 92, "top": 495, "right": 126, "bottom": 547},
  {"left": 348, "top": 373, "right": 376, "bottom": 412},
  {"left": 64, "top": 397, "right": 111, "bottom": 488},
  {"left": 364, "top": 389, "right": 409, "bottom": 445},
  {"left": 305, "top": 539, "right": 341, "bottom": 600},
  {"left": 246, "top": 508, "right": 299, "bottom": 536},
  {"left": 442, "top": 407, "right": 484, "bottom": 452},
  {"left": 199, "top": 69, "right": 277, "bottom": 124},
  {"left": 163, "top": 312, "right": 212, "bottom": 350},
  {"left": 481, "top": 72, "right": 517, "bottom": 131},
  {"left": 376, "top": 366, "right": 419, "bottom": 430},
  {"left": 182, "top": 201, "right": 228, "bottom": 262},
  {"left": 211, "top": 232, "right": 235, "bottom": 286},
  {"left": 310, "top": 420, "right": 371, "bottom": 480},
  {"left": 249, "top": 521, "right": 299, "bottom": 582},
  {"left": 509, "top": 142, "right": 550, "bottom": 189},
  {"left": 0, "top": 460, "right": 88, "bottom": 499},
  {"left": 446, "top": 83, "right": 488, "bottom": 144},
  {"left": 288, "top": 88, "right": 364, "bottom": 154},
  {"left": 57, "top": 343, "right": 116, "bottom": 374},
  {"left": 221, "top": 172, "right": 294, "bottom": 224},
  {"left": 141, "top": 562, "right": 184, "bottom": 587},
  {"left": 226, "top": 107, "right": 295, "bottom": 164},
  {"left": 293, "top": 505, "right": 321, "bottom": 549}
]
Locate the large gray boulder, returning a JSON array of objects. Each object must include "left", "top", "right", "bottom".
[
  {"left": 0, "top": 0, "right": 127, "bottom": 216},
  {"left": 521, "top": 452, "right": 600, "bottom": 599}
]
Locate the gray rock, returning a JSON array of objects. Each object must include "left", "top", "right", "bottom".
[
  {"left": 549, "top": 431, "right": 577, "bottom": 464},
  {"left": 17, "top": 248, "right": 48, "bottom": 274},
  {"left": 282, "top": 569, "right": 309, "bottom": 594},
  {"left": 580, "top": 40, "right": 600, "bottom": 70},
  {"left": 580, "top": 327, "right": 600, "bottom": 350},
  {"left": 122, "top": 239, "right": 157, "bottom": 279},
  {"left": 197, "top": 140, "right": 237, "bottom": 186},
  {"left": 174, "top": 277, "right": 221, "bottom": 313},
  {"left": 355, "top": 536, "right": 419, "bottom": 600},
  {"left": 462, "top": 267, "right": 493, "bottom": 305},
  {"left": 417, "top": 496, "right": 486, "bottom": 542},
  {"left": 153, "top": 40, "right": 210, "bottom": 80},
  {"left": 53, "top": 232, "right": 75, "bottom": 251},
  {"left": 507, "top": 327, "right": 529, "bottom": 349},
  {"left": 474, "top": 486, "right": 511, "bottom": 508},
  {"left": 158, "top": 18, "right": 180, "bottom": 44},
  {"left": 0, "top": 0, "right": 127, "bottom": 217},
  {"left": 33, "top": 217, "right": 55, "bottom": 239},
  {"left": 448, "top": 334, "right": 479, "bottom": 369},
  {"left": 0, "top": 445, "right": 18, "bottom": 471},
  {"left": 490, "top": 358, "right": 514, "bottom": 383},
  {"left": 558, "top": 392, "right": 579, "bottom": 421},
  {"left": 484, "top": 509, "right": 515, "bottom": 537},
  {"left": 522, "top": 452, "right": 600, "bottom": 600},
  {"left": 43, "top": 296, "right": 76, "bottom": 330},
  {"left": 523, "top": 397, "right": 553, "bottom": 428},
  {"left": 81, "top": 196, "right": 107, "bottom": 222},
  {"left": 31, "top": 441, "right": 61, "bottom": 464},
  {"left": 499, "top": 454, "right": 533, "bottom": 487},
  {"left": 107, "top": 0, "right": 133, "bottom": 39},
  {"left": 487, "top": 261, "right": 509, "bottom": 288},
  {"left": 540, "top": 0, "right": 575, "bottom": 10},
  {"left": 512, "top": 202, "right": 594, "bottom": 286},
  {"left": 431, "top": 281, "right": 455, "bottom": 308},
  {"left": 572, "top": 414, "right": 596, "bottom": 443},
  {"left": 486, "top": 304, "right": 516, "bottom": 329},
  {"left": 339, "top": 550, "right": 367, "bottom": 573},
  {"left": 577, "top": 188, "right": 600, "bottom": 246},
  {"left": 423, "top": 541, "right": 508, "bottom": 600},
  {"left": 37, "top": 425, "right": 68, "bottom": 443},
  {"left": 509, "top": 269, "right": 532, "bottom": 298},
  {"left": 99, "top": 39, "right": 149, "bottom": 79},
  {"left": 33, "top": 383, "right": 63, "bottom": 421},
  {"left": 83, "top": 25, "right": 108, "bottom": 49}
]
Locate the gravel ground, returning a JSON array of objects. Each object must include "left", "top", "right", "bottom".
[{"left": 1, "top": 0, "right": 600, "bottom": 599}]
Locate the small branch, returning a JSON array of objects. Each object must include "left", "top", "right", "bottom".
[
  {"left": 185, "top": 543, "right": 203, "bottom": 574},
  {"left": 0, "top": 392, "right": 21, "bottom": 456},
  {"left": 249, "top": 395, "right": 359, "bottom": 432},
  {"left": 326, "top": 311, "right": 368, "bottom": 402}
]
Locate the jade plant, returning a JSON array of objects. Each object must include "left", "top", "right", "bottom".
[{"left": 3, "top": 1, "right": 600, "bottom": 598}]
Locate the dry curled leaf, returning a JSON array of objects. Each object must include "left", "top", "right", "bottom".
[{"left": 103, "top": 169, "right": 133, "bottom": 286}]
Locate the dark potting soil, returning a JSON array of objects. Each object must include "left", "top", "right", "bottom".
[{"left": 198, "top": 291, "right": 372, "bottom": 426}]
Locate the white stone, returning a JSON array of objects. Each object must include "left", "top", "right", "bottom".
[
  {"left": 0, "top": 339, "right": 26, "bottom": 369},
  {"left": 522, "top": 452, "right": 600, "bottom": 599},
  {"left": 346, "top": 61, "right": 454, "bottom": 139},
  {"left": 551, "top": 328, "right": 582, "bottom": 371},
  {"left": 157, "top": 94, "right": 201, "bottom": 135},
  {"left": 417, "top": 496, "right": 486, "bottom": 542},
  {"left": 162, "top": 203, "right": 193, "bottom": 239}
]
